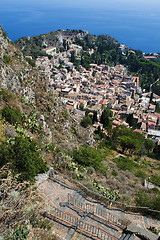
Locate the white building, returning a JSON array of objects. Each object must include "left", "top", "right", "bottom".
[{"left": 42, "top": 46, "right": 57, "bottom": 56}]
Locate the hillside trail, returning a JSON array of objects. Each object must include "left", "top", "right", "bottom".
[{"left": 36, "top": 171, "right": 159, "bottom": 240}]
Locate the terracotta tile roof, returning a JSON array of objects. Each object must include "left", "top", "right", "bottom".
[
  {"left": 154, "top": 113, "right": 160, "bottom": 118},
  {"left": 66, "top": 105, "right": 73, "bottom": 110},
  {"left": 134, "top": 129, "right": 146, "bottom": 134}
]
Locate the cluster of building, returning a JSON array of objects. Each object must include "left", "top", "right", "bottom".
[{"left": 35, "top": 43, "right": 160, "bottom": 144}]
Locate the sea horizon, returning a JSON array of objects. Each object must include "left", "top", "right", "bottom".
[{"left": 0, "top": 2, "right": 160, "bottom": 53}]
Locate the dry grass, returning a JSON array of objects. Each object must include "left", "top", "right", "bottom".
[{"left": 0, "top": 164, "right": 59, "bottom": 240}]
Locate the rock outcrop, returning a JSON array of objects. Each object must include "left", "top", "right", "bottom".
[{"left": 0, "top": 25, "right": 92, "bottom": 149}]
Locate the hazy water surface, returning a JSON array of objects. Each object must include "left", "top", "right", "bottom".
[{"left": 0, "top": 3, "right": 160, "bottom": 53}]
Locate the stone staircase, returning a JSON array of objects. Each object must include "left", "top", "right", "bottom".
[
  {"left": 67, "top": 190, "right": 123, "bottom": 239},
  {"left": 119, "top": 233, "right": 136, "bottom": 240}
]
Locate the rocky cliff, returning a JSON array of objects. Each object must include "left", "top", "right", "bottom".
[
  {"left": 15, "top": 29, "right": 88, "bottom": 58},
  {"left": 0, "top": 25, "right": 93, "bottom": 152}
]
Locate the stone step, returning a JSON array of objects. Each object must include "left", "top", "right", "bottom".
[
  {"left": 119, "top": 233, "right": 135, "bottom": 240},
  {"left": 128, "top": 234, "right": 136, "bottom": 240},
  {"left": 71, "top": 191, "right": 76, "bottom": 198},
  {"left": 119, "top": 233, "right": 127, "bottom": 240},
  {"left": 124, "top": 234, "right": 132, "bottom": 240},
  {"left": 65, "top": 227, "right": 76, "bottom": 240}
]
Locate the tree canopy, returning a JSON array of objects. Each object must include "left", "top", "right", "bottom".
[
  {"left": 100, "top": 108, "right": 113, "bottom": 129},
  {"left": 111, "top": 125, "right": 145, "bottom": 154},
  {"left": 81, "top": 115, "right": 92, "bottom": 128}
]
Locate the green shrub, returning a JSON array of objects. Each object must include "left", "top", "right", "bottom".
[
  {"left": 61, "top": 111, "right": 69, "bottom": 119},
  {"left": 2, "top": 30, "right": 8, "bottom": 39},
  {"left": 72, "top": 145, "right": 104, "bottom": 171},
  {"left": 0, "top": 88, "right": 13, "bottom": 102},
  {"left": 71, "top": 126, "right": 77, "bottom": 135},
  {"left": 134, "top": 156, "right": 141, "bottom": 162},
  {"left": 3, "top": 54, "right": 11, "bottom": 64},
  {"left": 135, "top": 190, "right": 160, "bottom": 219},
  {"left": 100, "top": 166, "right": 108, "bottom": 176},
  {"left": 135, "top": 190, "right": 150, "bottom": 207},
  {"left": 25, "top": 57, "right": 35, "bottom": 67},
  {"left": 98, "top": 139, "right": 117, "bottom": 150},
  {"left": 152, "top": 188, "right": 160, "bottom": 195},
  {"left": 44, "top": 141, "right": 59, "bottom": 154},
  {"left": 0, "top": 141, "right": 10, "bottom": 167},
  {"left": 29, "top": 213, "right": 53, "bottom": 230},
  {"left": 100, "top": 107, "right": 113, "bottom": 129},
  {"left": 151, "top": 175, "right": 160, "bottom": 187},
  {"left": 114, "top": 156, "right": 139, "bottom": 171},
  {"left": 81, "top": 116, "right": 92, "bottom": 128},
  {"left": 5, "top": 225, "right": 28, "bottom": 239},
  {"left": 149, "top": 144, "right": 160, "bottom": 160},
  {"left": 112, "top": 170, "right": 118, "bottom": 176},
  {"left": 135, "top": 170, "right": 147, "bottom": 179},
  {"left": 2, "top": 106, "right": 22, "bottom": 124},
  {"left": 0, "top": 135, "right": 49, "bottom": 181},
  {"left": 47, "top": 103, "right": 52, "bottom": 112},
  {"left": 59, "top": 110, "right": 69, "bottom": 122}
]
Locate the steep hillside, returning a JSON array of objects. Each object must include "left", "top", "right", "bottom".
[
  {"left": 1, "top": 25, "right": 160, "bottom": 239},
  {"left": 15, "top": 29, "right": 88, "bottom": 58},
  {"left": 0, "top": 25, "right": 95, "bottom": 239},
  {"left": 0, "top": 25, "right": 93, "bottom": 151}
]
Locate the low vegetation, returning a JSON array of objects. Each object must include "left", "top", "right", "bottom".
[
  {"left": 3, "top": 54, "right": 11, "bottom": 64},
  {"left": 0, "top": 88, "right": 14, "bottom": 102},
  {"left": 0, "top": 165, "right": 55, "bottom": 239},
  {"left": 25, "top": 57, "right": 35, "bottom": 67},
  {"left": 2, "top": 106, "right": 22, "bottom": 125},
  {"left": 91, "top": 179, "right": 120, "bottom": 201},
  {"left": 80, "top": 115, "right": 92, "bottom": 128},
  {"left": 114, "top": 156, "right": 139, "bottom": 171},
  {"left": 136, "top": 189, "right": 160, "bottom": 219},
  {"left": 0, "top": 135, "right": 48, "bottom": 181},
  {"left": 72, "top": 144, "right": 105, "bottom": 171}
]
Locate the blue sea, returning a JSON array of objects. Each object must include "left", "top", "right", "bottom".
[{"left": 0, "top": 2, "right": 160, "bottom": 53}]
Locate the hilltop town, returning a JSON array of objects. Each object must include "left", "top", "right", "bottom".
[{"left": 30, "top": 38, "right": 160, "bottom": 143}]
